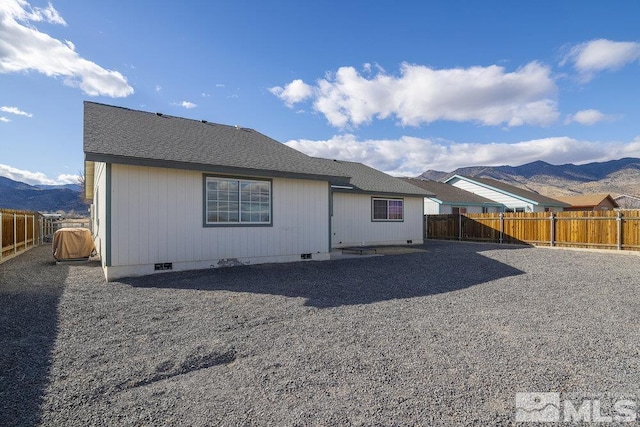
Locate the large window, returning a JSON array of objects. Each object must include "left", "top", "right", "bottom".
[
  {"left": 205, "top": 176, "right": 271, "bottom": 226},
  {"left": 372, "top": 198, "right": 404, "bottom": 221}
]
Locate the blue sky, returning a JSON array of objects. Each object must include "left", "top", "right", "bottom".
[{"left": 1, "top": 0, "right": 640, "bottom": 185}]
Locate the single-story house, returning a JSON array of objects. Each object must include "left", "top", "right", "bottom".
[
  {"left": 401, "top": 178, "right": 503, "bottom": 214},
  {"left": 555, "top": 193, "right": 619, "bottom": 211},
  {"left": 444, "top": 175, "right": 569, "bottom": 212},
  {"left": 84, "top": 102, "right": 430, "bottom": 280}
]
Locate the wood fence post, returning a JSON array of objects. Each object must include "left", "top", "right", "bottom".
[
  {"left": 458, "top": 213, "right": 462, "bottom": 241},
  {"left": 0, "top": 212, "right": 2, "bottom": 263},
  {"left": 549, "top": 212, "right": 555, "bottom": 247},
  {"left": 24, "top": 214, "right": 27, "bottom": 250},
  {"left": 499, "top": 212, "right": 504, "bottom": 244},
  {"left": 424, "top": 215, "right": 428, "bottom": 240},
  {"left": 13, "top": 213, "right": 17, "bottom": 255},
  {"left": 617, "top": 210, "right": 622, "bottom": 250}
]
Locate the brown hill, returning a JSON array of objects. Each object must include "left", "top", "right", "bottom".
[{"left": 419, "top": 158, "right": 640, "bottom": 199}]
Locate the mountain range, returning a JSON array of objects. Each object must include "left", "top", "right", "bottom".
[
  {"left": 0, "top": 176, "right": 88, "bottom": 214},
  {"left": 418, "top": 157, "right": 640, "bottom": 197}
]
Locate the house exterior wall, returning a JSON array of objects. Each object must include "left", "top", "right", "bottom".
[
  {"left": 484, "top": 206, "right": 503, "bottom": 213},
  {"left": 103, "top": 164, "right": 330, "bottom": 280},
  {"left": 331, "top": 192, "right": 424, "bottom": 247},
  {"left": 424, "top": 198, "right": 503, "bottom": 214},
  {"left": 91, "top": 161, "right": 108, "bottom": 270},
  {"left": 424, "top": 198, "right": 441, "bottom": 214},
  {"left": 598, "top": 199, "right": 617, "bottom": 210},
  {"left": 444, "top": 204, "right": 499, "bottom": 214}
]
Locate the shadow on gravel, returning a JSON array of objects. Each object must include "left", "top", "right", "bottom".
[
  {"left": 0, "top": 245, "right": 69, "bottom": 427},
  {"left": 123, "top": 242, "right": 526, "bottom": 308}
]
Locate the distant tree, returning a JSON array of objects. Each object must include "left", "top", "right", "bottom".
[{"left": 76, "top": 169, "right": 90, "bottom": 205}]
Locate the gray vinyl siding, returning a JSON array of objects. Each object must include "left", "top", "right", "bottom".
[
  {"left": 331, "top": 193, "right": 424, "bottom": 248},
  {"left": 106, "top": 164, "right": 329, "bottom": 278}
]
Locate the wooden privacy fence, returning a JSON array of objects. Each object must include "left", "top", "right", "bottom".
[
  {"left": 425, "top": 210, "right": 640, "bottom": 251},
  {"left": 0, "top": 209, "right": 44, "bottom": 264}
]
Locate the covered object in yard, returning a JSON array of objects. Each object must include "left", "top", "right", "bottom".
[{"left": 53, "top": 228, "right": 96, "bottom": 261}]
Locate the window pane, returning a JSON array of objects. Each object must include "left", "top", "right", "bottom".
[
  {"left": 238, "top": 180, "right": 270, "bottom": 223},
  {"left": 373, "top": 199, "right": 388, "bottom": 220},
  {"left": 388, "top": 200, "right": 403, "bottom": 220}
]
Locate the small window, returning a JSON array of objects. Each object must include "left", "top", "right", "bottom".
[
  {"left": 372, "top": 198, "right": 403, "bottom": 221},
  {"left": 204, "top": 176, "right": 271, "bottom": 226}
]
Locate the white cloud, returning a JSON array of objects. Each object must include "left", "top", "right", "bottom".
[
  {"left": 285, "top": 134, "right": 640, "bottom": 176},
  {"left": 562, "top": 39, "right": 640, "bottom": 81},
  {"left": 565, "top": 109, "right": 616, "bottom": 126},
  {"left": 155, "top": 84, "right": 162, "bottom": 92},
  {"left": 0, "top": 105, "right": 32, "bottom": 117},
  {"left": 32, "top": 1, "right": 66, "bottom": 25},
  {"left": 179, "top": 101, "right": 196, "bottom": 109},
  {"left": 0, "top": 116, "right": 10, "bottom": 122},
  {"left": 269, "top": 79, "right": 314, "bottom": 107},
  {"left": 201, "top": 92, "right": 210, "bottom": 97},
  {"left": 272, "top": 62, "right": 558, "bottom": 129},
  {"left": 0, "top": 0, "right": 134, "bottom": 97},
  {"left": 0, "top": 163, "right": 79, "bottom": 185}
]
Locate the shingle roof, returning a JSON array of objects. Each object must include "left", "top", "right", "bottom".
[
  {"left": 83, "top": 102, "right": 349, "bottom": 182},
  {"left": 314, "top": 159, "right": 433, "bottom": 197},
  {"left": 555, "top": 193, "right": 619, "bottom": 208},
  {"left": 447, "top": 175, "right": 570, "bottom": 207},
  {"left": 400, "top": 178, "right": 502, "bottom": 205}
]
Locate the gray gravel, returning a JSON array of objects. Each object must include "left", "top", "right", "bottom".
[{"left": 2, "top": 241, "right": 640, "bottom": 426}]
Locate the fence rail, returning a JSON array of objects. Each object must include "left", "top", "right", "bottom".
[{"left": 425, "top": 210, "right": 640, "bottom": 251}]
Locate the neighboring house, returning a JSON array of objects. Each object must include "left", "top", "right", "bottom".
[
  {"left": 84, "top": 102, "right": 429, "bottom": 280},
  {"left": 555, "top": 194, "right": 619, "bottom": 211},
  {"left": 401, "top": 178, "right": 503, "bottom": 214},
  {"left": 444, "top": 175, "right": 569, "bottom": 212},
  {"left": 315, "top": 160, "right": 431, "bottom": 248}
]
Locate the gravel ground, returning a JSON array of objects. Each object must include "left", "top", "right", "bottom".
[{"left": 2, "top": 241, "right": 640, "bottom": 426}]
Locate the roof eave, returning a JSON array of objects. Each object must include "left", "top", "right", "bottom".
[
  {"left": 84, "top": 152, "right": 349, "bottom": 183},
  {"left": 441, "top": 201, "right": 503, "bottom": 206},
  {"left": 331, "top": 188, "right": 433, "bottom": 198}
]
